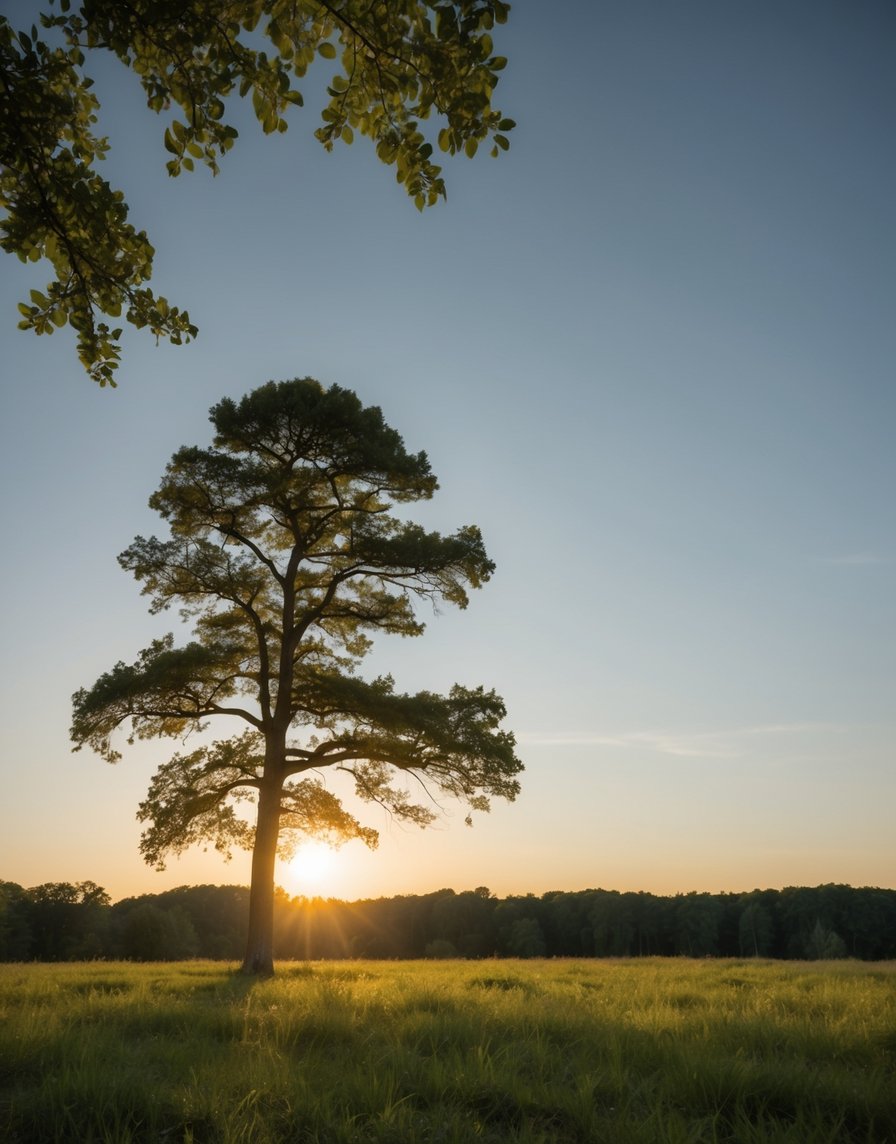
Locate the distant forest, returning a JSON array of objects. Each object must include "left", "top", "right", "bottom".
[{"left": 2, "top": 881, "right": 894, "bottom": 963}]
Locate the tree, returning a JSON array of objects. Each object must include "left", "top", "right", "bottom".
[
  {"left": 0, "top": 881, "right": 32, "bottom": 961},
  {"left": 72, "top": 377, "right": 522, "bottom": 974},
  {"left": 505, "top": 916, "right": 543, "bottom": 958},
  {"left": 1, "top": 1, "right": 514, "bottom": 386},
  {"left": 673, "top": 892, "right": 720, "bottom": 957},
  {"left": 738, "top": 899, "right": 774, "bottom": 958},
  {"left": 430, "top": 886, "right": 495, "bottom": 955},
  {"left": 118, "top": 902, "right": 199, "bottom": 960},
  {"left": 23, "top": 880, "right": 111, "bottom": 960},
  {"left": 804, "top": 919, "right": 847, "bottom": 961}
]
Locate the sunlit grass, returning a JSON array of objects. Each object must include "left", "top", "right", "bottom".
[{"left": 1, "top": 958, "right": 894, "bottom": 1142}]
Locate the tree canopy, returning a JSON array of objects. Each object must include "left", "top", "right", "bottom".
[
  {"left": 71, "top": 377, "right": 522, "bottom": 972},
  {"left": 1, "top": 1, "right": 514, "bottom": 384}
]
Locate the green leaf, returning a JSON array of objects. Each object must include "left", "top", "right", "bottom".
[{"left": 6, "top": 0, "right": 515, "bottom": 385}]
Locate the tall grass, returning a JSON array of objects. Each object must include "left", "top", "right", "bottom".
[{"left": 1, "top": 958, "right": 894, "bottom": 1142}]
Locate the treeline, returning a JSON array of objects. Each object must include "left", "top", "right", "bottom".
[{"left": 1, "top": 880, "right": 895, "bottom": 963}]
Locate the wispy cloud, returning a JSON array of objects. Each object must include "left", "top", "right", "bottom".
[{"left": 518, "top": 723, "right": 847, "bottom": 759}]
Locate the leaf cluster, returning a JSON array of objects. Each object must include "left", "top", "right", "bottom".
[
  {"left": 0, "top": 15, "right": 196, "bottom": 385},
  {"left": 1, "top": 1, "right": 514, "bottom": 384},
  {"left": 136, "top": 730, "right": 379, "bottom": 868}
]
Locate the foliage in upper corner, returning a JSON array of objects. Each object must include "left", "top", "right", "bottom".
[{"left": 0, "top": 1, "right": 515, "bottom": 386}]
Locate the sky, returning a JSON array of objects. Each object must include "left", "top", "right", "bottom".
[{"left": 1, "top": 1, "right": 894, "bottom": 905}]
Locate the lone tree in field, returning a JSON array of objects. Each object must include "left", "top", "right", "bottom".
[{"left": 72, "top": 378, "right": 522, "bottom": 974}]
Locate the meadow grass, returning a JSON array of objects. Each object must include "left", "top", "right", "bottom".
[{"left": 1, "top": 957, "right": 894, "bottom": 1142}]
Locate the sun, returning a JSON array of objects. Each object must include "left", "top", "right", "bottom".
[{"left": 285, "top": 840, "right": 336, "bottom": 893}]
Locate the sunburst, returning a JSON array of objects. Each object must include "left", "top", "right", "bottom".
[{"left": 286, "top": 841, "right": 336, "bottom": 892}]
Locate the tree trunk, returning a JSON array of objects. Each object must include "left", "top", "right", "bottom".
[{"left": 241, "top": 782, "right": 282, "bottom": 975}]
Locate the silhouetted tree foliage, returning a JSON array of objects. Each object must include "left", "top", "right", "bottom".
[
  {"left": 14, "top": 881, "right": 110, "bottom": 960},
  {"left": 0, "top": 881, "right": 32, "bottom": 960},
  {"left": 71, "top": 378, "right": 522, "bottom": 976},
  {"left": 2, "top": 1, "right": 515, "bottom": 384},
  {"left": 2, "top": 881, "right": 895, "bottom": 962},
  {"left": 111, "top": 885, "right": 250, "bottom": 959},
  {"left": 117, "top": 903, "right": 199, "bottom": 960}
]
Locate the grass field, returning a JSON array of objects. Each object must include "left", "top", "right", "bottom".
[{"left": 1, "top": 958, "right": 894, "bottom": 1143}]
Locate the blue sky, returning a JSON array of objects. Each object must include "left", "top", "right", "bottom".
[{"left": 1, "top": 1, "right": 894, "bottom": 902}]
